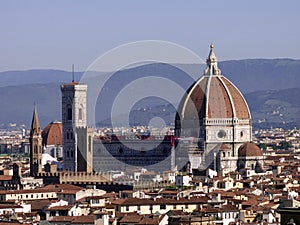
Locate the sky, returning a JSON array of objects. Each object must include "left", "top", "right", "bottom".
[{"left": 0, "top": 0, "right": 300, "bottom": 72}]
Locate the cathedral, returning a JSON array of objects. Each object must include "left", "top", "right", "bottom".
[
  {"left": 175, "top": 45, "right": 256, "bottom": 175},
  {"left": 29, "top": 44, "right": 263, "bottom": 176}
]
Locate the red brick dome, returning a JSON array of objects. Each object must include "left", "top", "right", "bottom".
[
  {"left": 238, "top": 142, "right": 262, "bottom": 157},
  {"left": 180, "top": 75, "right": 250, "bottom": 120},
  {"left": 42, "top": 121, "right": 62, "bottom": 146},
  {"left": 175, "top": 45, "right": 251, "bottom": 134}
]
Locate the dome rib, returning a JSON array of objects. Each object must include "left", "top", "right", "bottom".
[{"left": 218, "top": 76, "right": 236, "bottom": 118}]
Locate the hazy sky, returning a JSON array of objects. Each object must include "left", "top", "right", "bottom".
[{"left": 1, "top": 0, "right": 299, "bottom": 72}]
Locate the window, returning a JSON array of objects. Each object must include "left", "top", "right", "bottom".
[
  {"left": 79, "top": 108, "right": 83, "bottom": 120},
  {"left": 160, "top": 204, "right": 166, "bottom": 210},
  {"left": 67, "top": 107, "right": 72, "bottom": 121},
  {"left": 137, "top": 205, "right": 141, "bottom": 211},
  {"left": 240, "top": 131, "right": 244, "bottom": 138},
  {"left": 126, "top": 206, "right": 129, "bottom": 211}
]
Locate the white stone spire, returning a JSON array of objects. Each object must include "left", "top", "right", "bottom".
[{"left": 204, "top": 44, "right": 221, "bottom": 75}]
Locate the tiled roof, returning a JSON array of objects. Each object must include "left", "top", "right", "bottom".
[
  {"left": 25, "top": 199, "right": 56, "bottom": 211},
  {"left": 138, "top": 216, "right": 161, "bottom": 225},
  {"left": 46, "top": 205, "right": 73, "bottom": 211},
  {"left": 49, "top": 215, "right": 94, "bottom": 224},
  {"left": 177, "top": 75, "right": 250, "bottom": 121},
  {"left": 0, "top": 175, "right": 12, "bottom": 181},
  {"left": 119, "top": 214, "right": 143, "bottom": 223},
  {"left": 0, "top": 204, "right": 22, "bottom": 209},
  {"left": 49, "top": 216, "right": 74, "bottom": 222},
  {"left": 112, "top": 196, "right": 209, "bottom": 206},
  {"left": 72, "top": 215, "right": 94, "bottom": 224},
  {"left": 238, "top": 142, "right": 263, "bottom": 157},
  {"left": 42, "top": 121, "right": 62, "bottom": 146}
]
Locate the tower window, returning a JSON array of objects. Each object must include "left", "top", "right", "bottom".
[
  {"left": 67, "top": 107, "right": 72, "bottom": 121},
  {"left": 79, "top": 108, "right": 83, "bottom": 120}
]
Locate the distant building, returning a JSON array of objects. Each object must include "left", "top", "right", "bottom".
[{"left": 29, "top": 105, "right": 43, "bottom": 176}]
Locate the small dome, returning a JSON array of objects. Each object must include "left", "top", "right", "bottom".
[
  {"left": 238, "top": 142, "right": 262, "bottom": 157},
  {"left": 42, "top": 121, "right": 62, "bottom": 146}
]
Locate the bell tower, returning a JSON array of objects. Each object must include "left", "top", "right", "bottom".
[
  {"left": 29, "top": 104, "right": 43, "bottom": 176},
  {"left": 61, "top": 80, "right": 93, "bottom": 172}
]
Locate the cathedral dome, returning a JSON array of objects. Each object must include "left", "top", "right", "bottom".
[
  {"left": 42, "top": 121, "right": 62, "bottom": 146},
  {"left": 175, "top": 45, "right": 251, "bottom": 135},
  {"left": 238, "top": 142, "right": 262, "bottom": 157}
]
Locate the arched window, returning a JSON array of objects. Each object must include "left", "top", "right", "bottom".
[
  {"left": 67, "top": 150, "right": 70, "bottom": 158},
  {"left": 67, "top": 105, "right": 72, "bottom": 121}
]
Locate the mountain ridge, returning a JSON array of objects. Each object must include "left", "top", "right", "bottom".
[{"left": 1, "top": 58, "right": 299, "bottom": 129}]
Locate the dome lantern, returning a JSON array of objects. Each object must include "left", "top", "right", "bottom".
[{"left": 204, "top": 44, "right": 221, "bottom": 76}]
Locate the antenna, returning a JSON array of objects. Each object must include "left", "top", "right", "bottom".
[{"left": 72, "top": 64, "right": 75, "bottom": 82}]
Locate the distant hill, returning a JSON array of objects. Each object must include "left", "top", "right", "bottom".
[
  {"left": 0, "top": 70, "right": 82, "bottom": 88},
  {"left": 219, "top": 58, "right": 300, "bottom": 93},
  {"left": 0, "top": 58, "right": 299, "bottom": 129},
  {"left": 1, "top": 58, "right": 299, "bottom": 92},
  {"left": 0, "top": 83, "right": 61, "bottom": 128}
]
